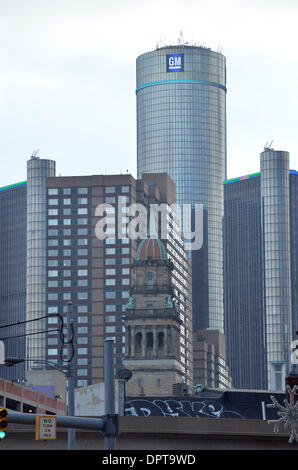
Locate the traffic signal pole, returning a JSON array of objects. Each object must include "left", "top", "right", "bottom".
[{"left": 66, "top": 301, "right": 75, "bottom": 450}]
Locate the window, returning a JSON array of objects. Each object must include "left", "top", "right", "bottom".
[
  {"left": 48, "top": 281, "right": 58, "bottom": 287},
  {"left": 77, "top": 316, "right": 88, "bottom": 323},
  {"left": 77, "top": 327, "right": 88, "bottom": 334},
  {"left": 48, "top": 209, "right": 58, "bottom": 216},
  {"left": 105, "top": 269, "right": 116, "bottom": 275},
  {"left": 135, "top": 333, "right": 142, "bottom": 352},
  {"left": 63, "top": 208, "right": 71, "bottom": 215},
  {"left": 78, "top": 279, "right": 88, "bottom": 287},
  {"left": 146, "top": 332, "right": 153, "bottom": 350},
  {"left": 48, "top": 199, "right": 58, "bottom": 205},
  {"left": 105, "top": 186, "right": 115, "bottom": 194},
  {"left": 48, "top": 250, "right": 58, "bottom": 257},
  {"left": 48, "top": 349, "right": 58, "bottom": 356},
  {"left": 104, "top": 197, "right": 115, "bottom": 204},
  {"left": 105, "top": 315, "right": 116, "bottom": 322},
  {"left": 78, "top": 208, "right": 88, "bottom": 215},
  {"left": 48, "top": 270, "right": 58, "bottom": 277},
  {"left": 77, "top": 218, "right": 88, "bottom": 225},
  {"left": 78, "top": 239, "right": 88, "bottom": 246},
  {"left": 78, "top": 249, "right": 88, "bottom": 256},
  {"left": 48, "top": 188, "right": 58, "bottom": 195},
  {"left": 121, "top": 186, "right": 129, "bottom": 193},
  {"left": 78, "top": 270, "right": 88, "bottom": 276},
  {"left": 158, "top": 332, "right": 164, "bottom": 348},
  {"left": 48, "top": 306, "right": 58, "bottom": 314},
  {"left": 105, "top": 304, "right": 116, "bottom": 312},
  {"left": 146, "top": 272, "right": 154, "bottom": 286},
  {"left": 48, "top": 293, "right": 58, "bottom": 300},
  {"left": 105, "top": 279, "right": 116, "bottom": 286},
  {"left": 48, "top": 260, "right": 58, "bottom": 267},
  {"left": 63, "top": 219, "right": 71, "bottom": 225},
  {"left": 105, "top": 248, "right": 116, "bottom": 255},
  {"left": 77, "top": 348, "right": 88, "bottom": 355},
  {"left": 63, "top": 188, "right": 71, "bottom": 195},
  {"left": 77, "top": 305, "right": 88, "bottom": 313},
  {"left": 105, "top": 326, "right": 116, "bottom": 333},
  {"left": 48, "top": 229, "right": 58, "bottom": 236},
  {"left": 146, "top": 304, "right": 153, "bottom": 314},
  {"left": 78, "top": 188, "right": 88, "bottom": 194},
  {"left": 105, "top": 291, "right": 116, "bottom": 299},
  {"left": 77, "top": 337, "right": 88, "bottom": 344},
  {"left": 78, "top": 229, "right": 88, "bottom": 235},
  {"left": 77, "top": 292, "right": 88, "bottom": 300},
  {"left": 48, "top": 219, "right": 58, "bottom": 226},
  {"left": 78, "top": 198, "right": 88, "bottom": 205},
  {"left": 77, "top": 259, "right": 88, "bottom": 266}
]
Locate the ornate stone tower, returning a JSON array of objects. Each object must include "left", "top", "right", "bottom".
[{"left": 123, "top": 231, "right": 185, "bottom": 396}]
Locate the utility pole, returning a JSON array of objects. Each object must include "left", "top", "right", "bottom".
[
  {"left": 67, "top": 301, "right": 75, "bottom": 450},
  {"left": 104, "top": 339, "right": 116, "bottom": 450}
]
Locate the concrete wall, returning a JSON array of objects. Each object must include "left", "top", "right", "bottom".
[{"left": 1, "top": 416, "right": 296, "bottom": 450}]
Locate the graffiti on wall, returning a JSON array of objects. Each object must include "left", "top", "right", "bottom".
[{"left": 125, "top": 398, "right": 245, "bottom": 419}]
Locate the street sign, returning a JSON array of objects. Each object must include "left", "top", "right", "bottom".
[{"left": 35, "top": 416, "right": 57, "bottom": 440}]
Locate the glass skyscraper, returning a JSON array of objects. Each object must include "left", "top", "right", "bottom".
[
  {"left": 136, "top": 43, "right": 227, "bottom": 332},
  {"left": 224, "top": 148, "right": 296, "bottom": 390}
]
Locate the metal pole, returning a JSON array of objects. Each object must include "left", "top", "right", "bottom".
[
  {"left": 104, "top": 339, "right": 116, "bottom": 450},
  {"left": 67, "top": 301, "right": 75, "bottom": 450}
]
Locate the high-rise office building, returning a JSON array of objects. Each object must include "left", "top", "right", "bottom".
[
  {"left": 0, "top": 181, "right": 27, "bottom": 381},
  {"left": 224, "top": 148, "right": 296, "bottom": 391},
  {"left": 0, "top": 158, "right": 193, "bottom": 388},
  {"left": 136, "top": 42, "right": 227, "bottom": 333}
]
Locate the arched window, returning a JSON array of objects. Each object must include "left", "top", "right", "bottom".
[
  {"left": 146, "top": 332, "right": 153, "bottom": 350},
  {"left": 157, "top": 332, "right": 164, "bottom": 348},
  {"left": 135, "top": 332, "right": 142, "bottom": 352}
]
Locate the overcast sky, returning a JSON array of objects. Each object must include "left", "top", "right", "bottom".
[{"left": 0, "top": 0, "right": 297, "bottom": 187}]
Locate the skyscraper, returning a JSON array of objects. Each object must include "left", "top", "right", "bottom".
[
  {"left": 224, "top": 148, "right": 296, "bottom": 390},
  {"left": 136, "top": 42, "right": 227, "bottom": 332}
]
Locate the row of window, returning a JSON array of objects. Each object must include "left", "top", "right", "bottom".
[
  {"left": 48, "top": 292, "right": 90, "bottom": 300},
  {"left": 48, "top": 208, "right": 88, "bottom": 216},
  {"left": 48, "top": 198, "right": 89, "bottom": 205},
  {"left": 48, "top": 239, "right": 89, "bottom": 246},
  {"left": 48, "top": 188, "right": 89, "bottom": 195}
]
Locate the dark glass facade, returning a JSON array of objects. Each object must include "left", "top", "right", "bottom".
[
  {"left": 224, "top": 152, "right": 298, "bottom": 390},
  {"left": 224, "top": 175, "right": 266, "bottom": 389},
  {"left": 136, "top": 45, "right": 226, "bottom": 332},
  {"left": 0, "top": 183, "right": 27, "bottom": 381}
]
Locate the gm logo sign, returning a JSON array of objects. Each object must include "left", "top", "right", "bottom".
[{"left": 167, "top": 54, "right": 184, "bottom": 72}]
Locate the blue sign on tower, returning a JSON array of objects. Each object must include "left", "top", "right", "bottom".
[{"left": 167, "top": 54, "right": 184, "bottom": 72}]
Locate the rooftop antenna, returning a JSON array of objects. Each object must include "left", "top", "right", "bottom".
[
  {"left": 179, "top": 31, "right": 184, "bottom": 45},
  {"left": 30, "top": 149, "right": 39, "bottom": 159},
  {"left": 264, "top": 140, "right": 273, "bottom": 151}
]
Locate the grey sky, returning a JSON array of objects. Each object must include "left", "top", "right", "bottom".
[{"left": 0, "top": 0, "right": 297, "bottom": 187}]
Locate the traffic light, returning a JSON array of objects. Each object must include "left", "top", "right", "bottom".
[{"left": 0, "top": 408, "right": 7, "bottom": 439}]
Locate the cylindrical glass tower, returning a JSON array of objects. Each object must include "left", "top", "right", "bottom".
[
  {"left": 261, "top": 149, "right": 292, "bottom": 390},
  {"left": 136, "top": 44, "right": 226, "bottom": 332},
  {"left": 26, "top": 156, "right": 56, "bottom": 366}
]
